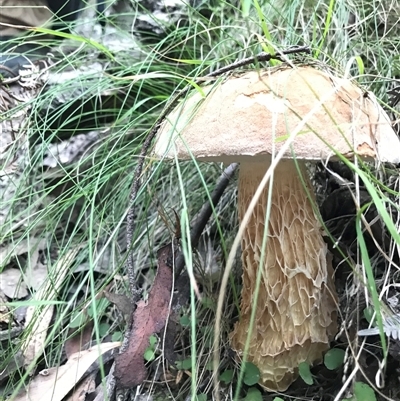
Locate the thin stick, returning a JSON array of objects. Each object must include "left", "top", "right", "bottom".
[{"left": 207, "top": 45, "right": 310, "bottom": 77}]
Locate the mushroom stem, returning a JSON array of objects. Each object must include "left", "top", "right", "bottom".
[{"left": 231, "top": 159, "right": 337, "bottom": 391}]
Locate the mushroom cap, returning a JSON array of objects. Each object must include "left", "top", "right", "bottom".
[{"left": 154, "top": 66, "right": 400, "bottom": 164}]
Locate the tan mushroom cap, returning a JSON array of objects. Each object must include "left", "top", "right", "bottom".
[{"left": 154, "top": 66, "right": 400, "bottom": 164}]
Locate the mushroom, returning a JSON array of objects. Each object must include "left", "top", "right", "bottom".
[{"left": 153, "top": 66, "right": 400, "bottom": 391}]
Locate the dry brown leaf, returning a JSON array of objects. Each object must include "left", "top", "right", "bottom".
[
  {"left": 13, "top": 342, "right": 120, "bottom": 401},
  {"left": 0, "top": 268, "right": 28, "bottom": 299},
  {"left": 114, "top": 243, "right": 174, "bottom": 388},
  {"left": 22, "top": 248, "right": 80, "bottom": 370}
]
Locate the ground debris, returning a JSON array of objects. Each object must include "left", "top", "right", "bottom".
[
  {"left": 13, "top": 342, "right": 120, "bottom": 401},
  {"left": 114, "top": 243, "right": 175, "bottom": 388}
]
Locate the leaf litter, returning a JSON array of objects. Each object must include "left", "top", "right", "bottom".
[
  {"left": 13, "top": 341, "right": 121, "bottom": 401},
  {"left": 114, "top": 242, "right": 175, "bottom": 388}
]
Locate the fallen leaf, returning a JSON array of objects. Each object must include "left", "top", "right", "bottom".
[
  {"left": 13, "top": 342, "right": 121, "bottom": 401},
  {"left": 0, "top": 268, "right": 28, "bottom": 299},
  {"left": 114, "top": 243, "right": 174, "bottom": 388}
]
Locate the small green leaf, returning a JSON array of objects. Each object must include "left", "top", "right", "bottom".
[
  {"left": 176, "top": 358, "right": 192, "bottom": 370},
  {"left": 353, "top": 55, "right": 365, "bottom": 75},
  {"left": 353, "top": 382, "right": 377, "bottom": 401},
  {"left": 298, "top": 362, "right": 313, "bottom": 385},
  {"left": 243, "top": 362, "right": 260, "bottom": 386},
  {"left": 363, "top": 306, "right": 375, "bottom": 324},
  {"left": 88, "top": 298, "right": 109, "bottom": 317},
  {"left": 149, "top": 334, "right": 158, "bottom": 346},
  {"left": 220, "top": 369, "right": 234, "bottom": 384},
  {"left": 98, "top": 323, "right": 110, "bottom": 336},
  {"left": 193, "top": 394, "right": 207, "bottom": 401},
  {"left": 180, "top": 315, "right": 191, "bottom": 327},
  {"left": 144, "top": 348, "right": 156, "bottom": 361},
  {"left": 324, "top": 348, "right": 345, "bottom": 370},
  {"left": 244, "top": 387, "right": 262, "bottom": 401},
  {"left": 201, "top": 297, "right": 214, "bottom": 310},
  {"left": 69, "top": 311, "right": 86, "bottom": 328},
  {"left": 272, "top": 398, "right": 285, "bottom": 401},
  {"left": 111, "top": 331, "right": 123, "bottom": 342},
  {"left": 143, "top": 335, "right": 158, "bottom": 361}
]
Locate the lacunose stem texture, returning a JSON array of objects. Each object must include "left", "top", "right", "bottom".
[{"left": 230, "top": 160, "right": 338, "bottom": 391}]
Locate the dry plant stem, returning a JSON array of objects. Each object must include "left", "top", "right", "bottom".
[
  {"left": 206, "top": 46, "right": 310, "bottom": 77},
  {"left": 230, "top": 159, "right": 337, "bottom": 391}
]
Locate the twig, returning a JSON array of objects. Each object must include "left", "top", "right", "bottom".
[{"left": 206, "top": 45, "right": 310, "bottom": 77}]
